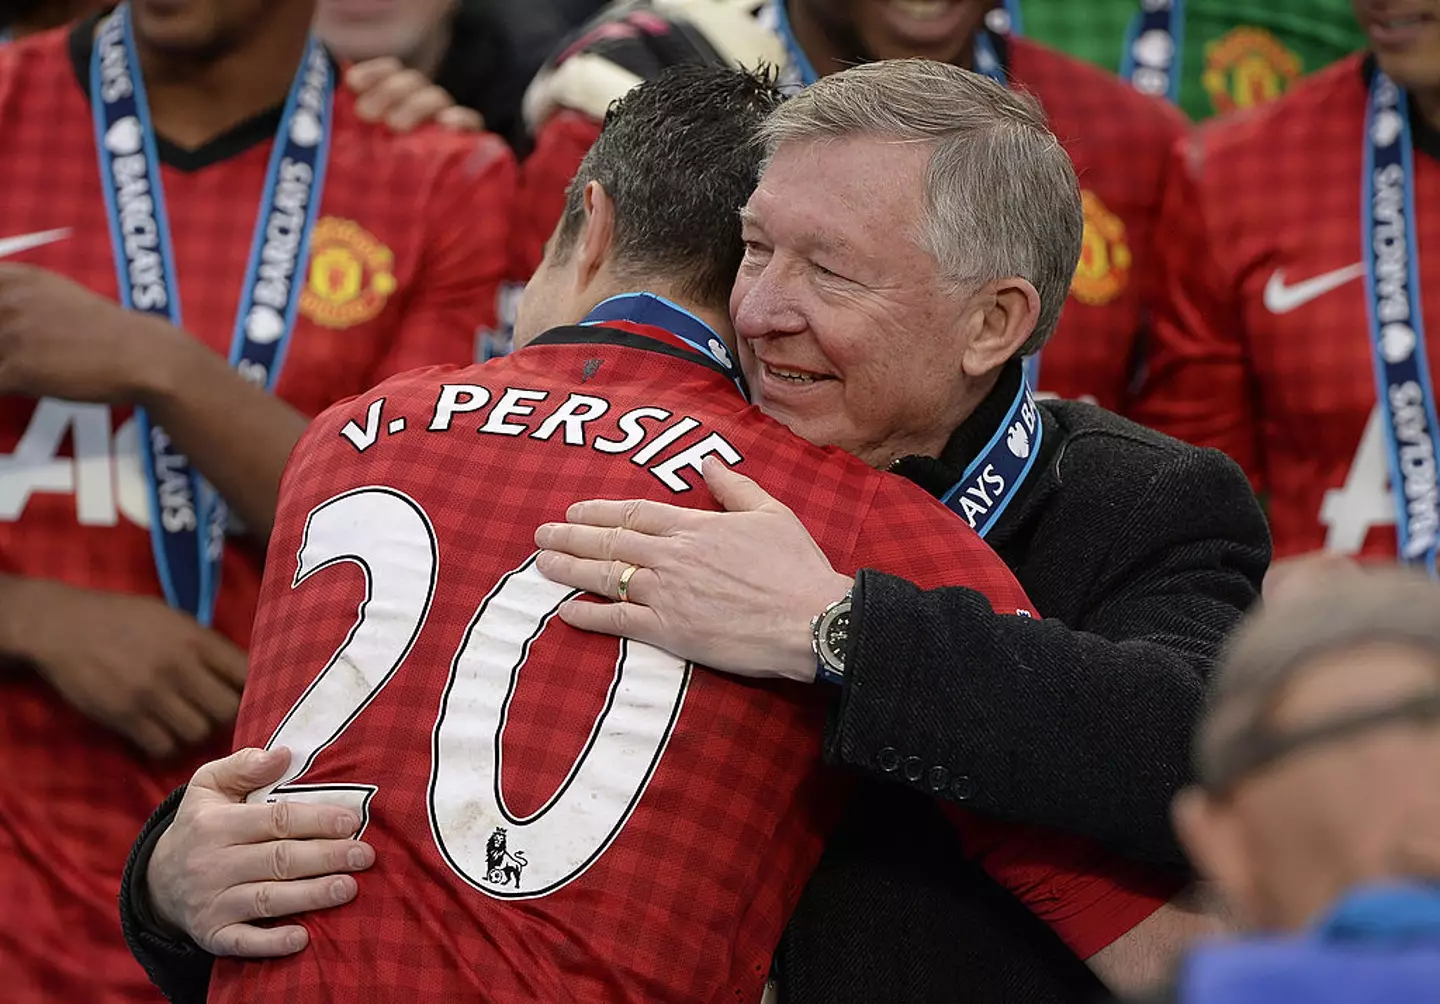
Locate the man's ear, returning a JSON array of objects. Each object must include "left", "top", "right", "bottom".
[
  {"left": 1173, "top": 787, "right": 1256, "bottom": 928},
  {"left": 960, "top": 277, "right": 1042, "bottom": 379},
  {"left": 573, "top": 180, "right": 617, "bottom": 293}
]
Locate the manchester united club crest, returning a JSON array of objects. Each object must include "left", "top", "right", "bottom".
[
  {"left": 300, "top": 217, "right": 398, "bottom": 329},
  {"left": 1201, "top": 27, "right": 1301, "bottom": 116},
  {"left": 1069, "top": 190, "right": 1131, "bottom": 307}
]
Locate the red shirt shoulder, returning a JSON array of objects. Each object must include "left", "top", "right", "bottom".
[{"left": 1006, "top": 39, "right": 1190, "bottom": 412}]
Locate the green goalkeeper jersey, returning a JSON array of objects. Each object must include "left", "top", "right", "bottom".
[{"left": 999, "top": 0, "right": 1366, "bottom": 121}]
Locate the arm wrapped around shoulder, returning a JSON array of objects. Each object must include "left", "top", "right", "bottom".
[{"left": 522, "top": 0, "right": 787, "bottom": 131}]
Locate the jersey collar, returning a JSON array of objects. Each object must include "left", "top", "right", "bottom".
[
  {"left": 67, "top": 11, "right": 340, "bottom": 173},
  {"left": 530, "top": 292, "right": 750, "bottom": 400}
]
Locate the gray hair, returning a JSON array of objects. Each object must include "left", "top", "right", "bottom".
[
  {"left": 755, "top": 59, "right": 1083, "bottom": 356},
  {"left": 1197, "top": 569, "right": 1440, "bottom": 790}
]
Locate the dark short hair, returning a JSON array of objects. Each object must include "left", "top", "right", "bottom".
[{"left": 552, "top": 64, "right": 785, "bottom": 310}]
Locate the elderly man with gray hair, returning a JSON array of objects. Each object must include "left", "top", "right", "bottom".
[
  {"left": 1167, "top": 569, "right": 1440, "bottom": 1003},
  {"left": 122, "top": 59, "right": 1266, "bottom": 1004}
]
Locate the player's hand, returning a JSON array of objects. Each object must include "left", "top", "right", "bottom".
[
  {"left": 0, "top": 264, "right": 184, "bottom": 404},
  {"left": 346, "top": 58, "right": 484, "bottom": 133},
  {"left": 12, "top": 579, "right": 247, "bottom": 759},
  {"left": 522, "top": 0, "right": 786, "bottom": 131},
  {"left": 534, "top": 457, "right": 851, "bottom": 682},
  {"left": 148, "top": 747, "right": 376, "bottom": 957}
]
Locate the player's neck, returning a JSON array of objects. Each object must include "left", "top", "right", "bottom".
[
  {"left": 135, "top": 19, "right": 313, "bottom": 151},
  {"left": 1414, "top": 85, "right": 1440, "bottom": 135},
  {"left": 407, "top": 18, "right": 454, "bottom": 79}
]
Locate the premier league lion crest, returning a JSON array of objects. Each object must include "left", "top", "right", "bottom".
[{"left": 484, "top": 827, "right": 529, "bottom": 889}]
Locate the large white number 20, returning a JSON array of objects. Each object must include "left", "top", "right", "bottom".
[{"left": 250, "top": 487, "right": 690, "bottom": 901}]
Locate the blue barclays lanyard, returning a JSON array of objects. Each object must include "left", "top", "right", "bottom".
[
  {"left": 91, "top": 2, "right": 334, "bottom": 624},
  {"left": 1361, "top": 73, "right": 1439, "bottom": 576},
  {"left": 939, "top": 378, "right": 1042, "bottom": 537},
  {"left": 991, "top": 0, "right": 1184, "bottom": 103},
  {"left": 582, "top": 292, "right": 750, "bottom": 399}
]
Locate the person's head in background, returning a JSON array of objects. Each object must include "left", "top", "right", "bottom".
[
  {"left": 786, "top": 0, "right": 994, "bottom": 74},
  {"left": 314, "top": 0, "right": 458, "bottom": 77},
  {"left": 1351, "top": 0, "right": 1440, "bottom": 127},
  {"left": 514, "top": 63, "right": 786, "bottom": 348},
  {"left": 1175, "top": 568, "right": 1440, "bottom": 931}
]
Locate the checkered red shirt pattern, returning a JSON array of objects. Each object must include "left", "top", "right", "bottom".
[
  {"left": 213, "top": 331, "right": 1035, "bottom": 1004},
  {"left": 0, "top": 25, "right": 514, "bottom": 1003},
  {"left": 1133, "top": 54, "right": 1440, "bottom": 561},
  {"left": 1006, "top": 38, "right": 1191, "bottom": 411}
]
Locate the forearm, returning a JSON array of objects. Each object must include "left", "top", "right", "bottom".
[
  {"left": 825, "top": 571, "right": 1204, "bottom": 865},
  {"left": 0, "top": 572, "right": 55, "bottom": 663},
  {"left": 135, "top": 323, "right": 309, "bottom": 540},
  {"left": 119, "top": 786, "right": 215, "bottom": 1004}
]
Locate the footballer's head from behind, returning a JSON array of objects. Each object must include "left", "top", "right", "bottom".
[
  {"left": 514, "top": 64, "right": 787, "bottom": 350},
  {"left": 128, "top": 0, "right": 316, "bottom": 60}
]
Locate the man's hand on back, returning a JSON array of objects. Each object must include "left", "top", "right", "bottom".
[
  {"left": 534, "top": 457, "right": 851, "bottom": 681},
  {"left": 149, "top": 747, "right": 377, "bottom": 957},
  {"left": 0, "top": 577, "right": 246, "bottom": 759}
]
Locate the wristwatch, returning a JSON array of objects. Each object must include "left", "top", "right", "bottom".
[{"left": 810, "top": 588, "right": 853, "bottom": 686}]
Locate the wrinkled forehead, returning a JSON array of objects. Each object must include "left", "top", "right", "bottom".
[{"left": 745, "top": 137, "right": 930, "bottom": 246}]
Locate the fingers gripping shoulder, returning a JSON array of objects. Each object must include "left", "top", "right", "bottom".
[{"left": 522, "top": 0, "right": 787, "bottom": 131}]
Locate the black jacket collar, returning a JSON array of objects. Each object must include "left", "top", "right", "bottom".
[{"left": 889, "top": 360, "right": 1059, "bottom": 549}]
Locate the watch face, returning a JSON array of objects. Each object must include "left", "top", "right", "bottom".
[{"left": 821, "top": 609, "right": 850, "bottom": 665}]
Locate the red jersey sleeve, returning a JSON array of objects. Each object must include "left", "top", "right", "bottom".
[
  {"left": 1131, "top": 132, "right": 1265, "bottom": 489},
  {"left": 366, "top": 134, "right": 518, "bottom": 380},
  {"left": 853, "top": 475, "right": 1181, "bottom": 958}
]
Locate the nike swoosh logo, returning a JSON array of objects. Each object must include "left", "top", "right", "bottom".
[
  {"left": 1263, "top": 263, "right": 1365, "bottom": 314},
  {"left": 0, "top": 228, "right": 73, "bottom": 261}
]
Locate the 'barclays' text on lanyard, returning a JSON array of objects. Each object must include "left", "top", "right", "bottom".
[
  {"left": 939, "top": 378, "right": 1042, "bottom": 540},
  {"left": 92, "top": 2, "right": 333, "bottom": 625},
  {"left": 1362, "top": 73, "right": 1439, "bottom": 577}
]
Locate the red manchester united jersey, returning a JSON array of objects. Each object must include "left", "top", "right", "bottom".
[
  {"left": 214, "top": 317, "right": 1167, "bottom": 1003},
  {"left": 1006, "top": 35, "right": 1191, "bottom": 411},
  {"left": 0, "top": 21, "right": 515, "bottom": 1003},
  {"left": 514, "top": 35, "right": 1188, "bottom": 412},
  {"left": 1133, "top": 55, "right": 1440, "bottom": 562}
]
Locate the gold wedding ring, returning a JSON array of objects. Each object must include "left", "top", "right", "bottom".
[{"left": 617, "top": 563, "right": 640, "bottom": 603}]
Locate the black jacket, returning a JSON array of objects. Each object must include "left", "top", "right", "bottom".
[
  {"left": 118, "top": 363, "right": 1270, "bottom": 1003},
  {"left": 778, "top": 363, "right": 1269, "bottom": 1003}
]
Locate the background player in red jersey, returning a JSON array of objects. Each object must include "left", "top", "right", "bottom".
[
  {"left": 1133, "top": 0, "right": 1440, "bottom": 579},
  {"left": 512, "top": 0, "right": 1189, "bottom": 412},
  {"left": 0, "top": 0, "right": 514, "bottom": 998}
]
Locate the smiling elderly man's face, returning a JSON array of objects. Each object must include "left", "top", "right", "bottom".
[{"left": 731, "top": 135, "right": 983, "bottom": 470}]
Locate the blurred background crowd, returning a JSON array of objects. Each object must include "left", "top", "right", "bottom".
[{"left": 1, "top": 0, "right": 1439, "bottom": 1002}]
